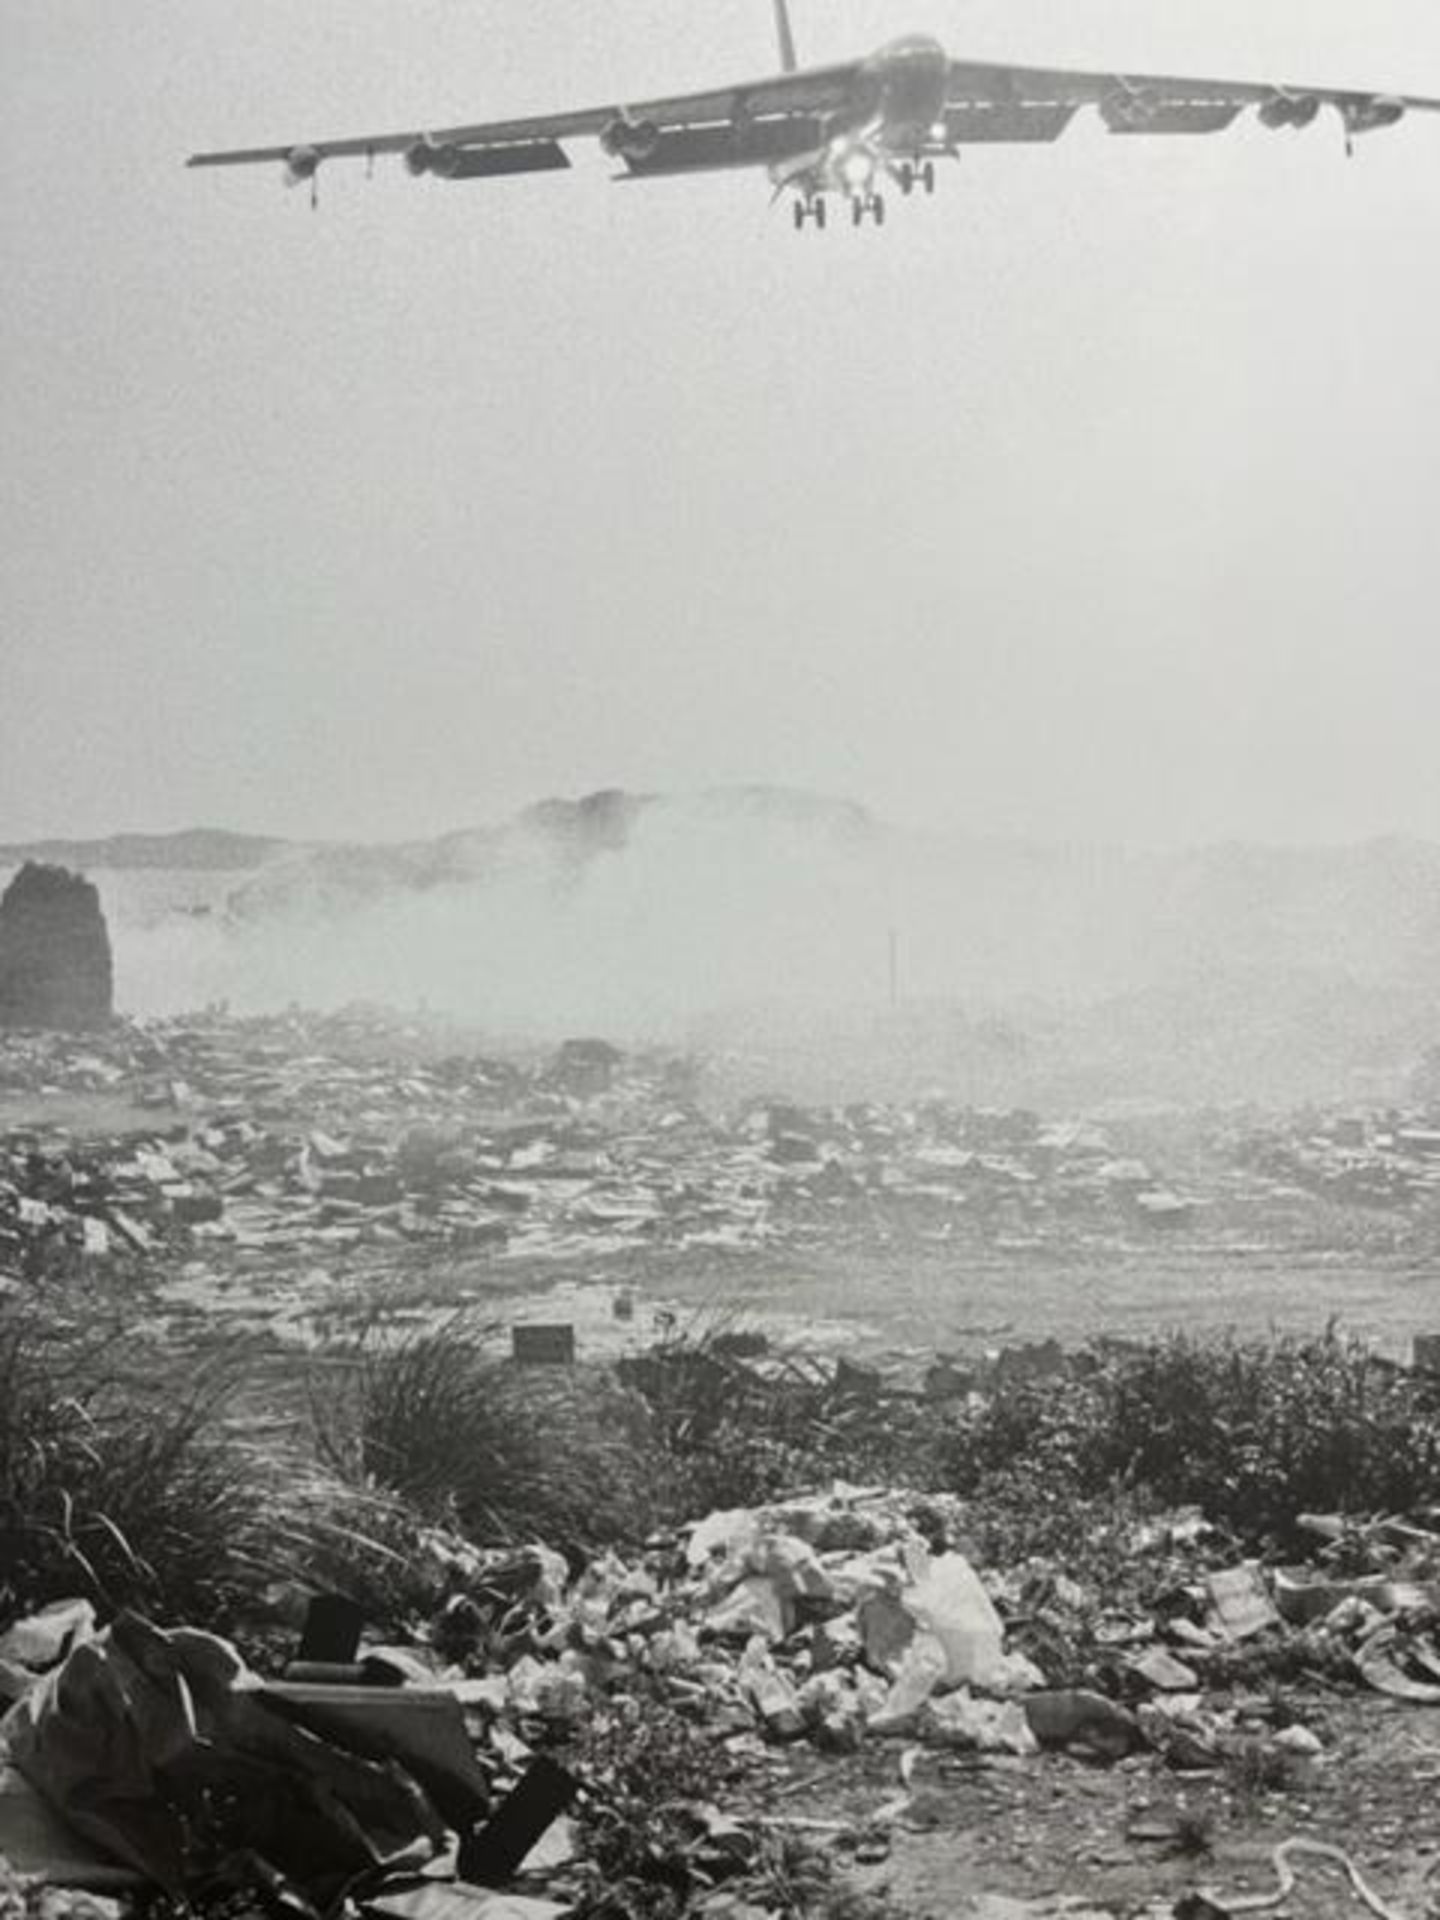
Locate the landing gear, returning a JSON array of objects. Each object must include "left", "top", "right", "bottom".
[
  {"left": 792, "top": 194, "right": 827, "bottom": 231},
  {"left": 897, "top": 159, "right": 937, "bottom": 196},
  {"left": 850, "top": 190, "right": 886, "bottom": 226}
]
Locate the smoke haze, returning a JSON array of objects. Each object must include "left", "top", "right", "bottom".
[{"left": 9, "top": 788, "right": 1436, "bottom": 1104}]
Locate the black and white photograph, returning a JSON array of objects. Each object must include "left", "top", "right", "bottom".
[{"left": 4, "top": 3, "right": 1440, "bottom": 1915}]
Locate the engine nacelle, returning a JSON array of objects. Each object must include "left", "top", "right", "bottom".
[
  {"left": 1259, "top": 94, "right": 1320, "bottom": 130},
  {"left": 600, "top": 115, "right": 661, "bottom": 161},
  {"left": 284, "top": 144, "right": 321, "bottom": 183},
  {"left": 405, "top": 138, "right": 464, "bottom": 177},
  {"left": 1343, "top": 95, "right": 1406, "bottom": 135}
]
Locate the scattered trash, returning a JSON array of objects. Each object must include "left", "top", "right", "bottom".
[
  {"left": 4, "top": 1613, "right": 449, "bottom": 1900},
  {"left": 1197, "top": 1838, "right": 1407, "bottom": 1918},
  {"left": 917, "top": 1689, "right": 1037, "bottom": 1756},
  {"left": 0, "top": 1600, "right": 95, "bottom": 1675},
  {"left": 0, "top": 1008, "right": 1256, "bottom": 1312},
  {"left": 1355, "top": 1623, "right": 1440, "bottom": 1703},
  {"left": 457, "top": 1758, "right": 580, "bottom": 1887},
  {"left": 0, "top": 1765, "right": 144, "bottom": 1890},
  {"left": 1023, "top": 1690, "right": 1138, "bottom": 1758},
  {"left": 903, "top": 1552, "right": 1018, "bottom": 1692},
  {"left": 1204, "top": 1568, "right": 1279, "bottom": 1642},
  {"left": 9, "top": 1012, "right": 1440, "bottom": 1913},
  {"left": 365, "top": 1891, "right": 570, "bottom": 1920},
  {"left": 1128, "top": 1648, "right": 1200, "bottom": 1694}
]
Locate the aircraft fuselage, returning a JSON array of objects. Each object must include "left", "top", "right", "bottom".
[
  {"left": 849, "top": 35, "right": 949, "bottom": 149},
  {"left": 777, "top": 35, "right": 949, "bottom": 213}
]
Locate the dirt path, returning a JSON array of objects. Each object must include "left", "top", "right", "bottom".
[{"left": 758, "top": 1696, "right": 1440, "bottom": 1919}]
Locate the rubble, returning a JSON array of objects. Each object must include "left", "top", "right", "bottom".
[
  {"left": 1231, "top": 1107, "right": 1440, "bottom": 1209},
  {"left": 11, "top": 1008, "right": 1440, "bottom": 1354},
  {"left": 5, "top": 1614, "right": 453, "bottom": 1895},
  {"left": 8, "top": 1479, "right": 1440, "bottom": 1914},
  {"left": 9, "top": 1014, "right": 1440, "bottom": 1911},
  {"left": 0, "top": 1011, "right": 1220, "bottom": 1297}
]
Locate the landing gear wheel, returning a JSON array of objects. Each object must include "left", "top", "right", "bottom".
[
  {"left": 814, "top": 196, "right": 827, "bottom": 230},
  {"left": 851, "top": 195, "right": 865, "bottom": 226},
  {"left": 920, "top": 160, "right": 936, "bottom": 195},
  {"left": 898, "top": 163, "right": 916, "bottom": 197},
  {"left": 792, "top": 198, "right": 805, "bottom": 231},
  {"left": 870, "top": 191, "right": 886, "bottom": 226}
]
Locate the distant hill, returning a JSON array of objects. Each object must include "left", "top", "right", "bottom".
[{"left": 0, "top": 829, "right": 287, "bottom": 872}]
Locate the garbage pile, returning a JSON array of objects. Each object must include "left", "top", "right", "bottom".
[
  {"left": 0, "top": 1015, "right": 718, "bottom": 1278},
  {"left": 5, "top": 1485, "right": 1440, "bottom": 1917},
  {"left": 1231, "top": 1110, "right": 1440, "bottom": 1209},
  {"left": 1, "top": 1011, "right": 1222, "bottom": 1299},
  {"left": 9, "top": 1011, "right": 1440, "bottom": 1297},
  {"left": 399, "top": 1485, "right": 1440, "bottom": 1771},
  {"left": 0, "top": 1605, "right": 573, "bottom": 1920}
]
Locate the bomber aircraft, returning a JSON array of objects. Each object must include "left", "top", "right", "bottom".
[{"left": 188, "top": 1, "right": 1440, "bottom": 228}]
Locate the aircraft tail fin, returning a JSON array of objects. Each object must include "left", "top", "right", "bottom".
[{"left": 773, "top": 0, "right": 798, "bottom": 72}]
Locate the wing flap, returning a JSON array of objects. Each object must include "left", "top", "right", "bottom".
[
  {"left": 431, "top": 141, "right": 570, "bottom": 179},
  {"left": 187, "top": 113, "right": 609, "bottom": 168},
  {"left": 618, "top": 116, "right": 825, "bottom": 177},
  {"left": 1103, "top": 100, "right": 1246, "bottom": 135},
  {"left": 945, "top": 102, "right": 1078, "bottom": 144}
]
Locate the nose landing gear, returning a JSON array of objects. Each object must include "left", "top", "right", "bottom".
[{"left": 850, "top": 190, "right": 886, "bottom": 226}]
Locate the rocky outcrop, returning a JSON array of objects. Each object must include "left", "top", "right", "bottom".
[{"left": 0, "top": 863, "right": 114, "bottom": 1030}]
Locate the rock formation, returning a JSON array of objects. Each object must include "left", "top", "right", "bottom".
[{"left": 0, "top": 862, "right": 114, "bottom": 1030}]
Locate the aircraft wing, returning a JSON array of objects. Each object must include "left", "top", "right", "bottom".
[
  {"left": 186, "top": 61, "right": 860, "bottom": 177},
  {"left": 945, "top": 57, "right": 1440, "bottom": 144}
]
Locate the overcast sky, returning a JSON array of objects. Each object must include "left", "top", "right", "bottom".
[{"left": 3, "top": 0, "right": 1440, "bottom": 848}]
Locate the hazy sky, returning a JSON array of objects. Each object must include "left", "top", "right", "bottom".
[{"left": 4, "top": 0, "right": 1440, "bottom": 848}]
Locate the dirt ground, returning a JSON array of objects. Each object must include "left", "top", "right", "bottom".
[
  {"left": 488, "top": 1230, "right": 1440, "bottom": 1366},
  {"left": 0, "top": 1091, "right": 166, "bottom": 1135},
  {"left": 767, "top": 1693, "right": 1440, "bottom": 1918}
]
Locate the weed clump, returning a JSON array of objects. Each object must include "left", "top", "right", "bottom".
[
  {"left": 0, "top": 1307, "right": 423, "bottom": 1630},
  {"left": 564, "top": 1690, "right": 902, "bottom": 1919},
  {"left": 322, "top": 1315, "right": 663, "bottom": 1552},
  {"left": 1224, "top": 1736, "right": 1300, "bottom": 1806},
  {"left": 566, "top": 1692, "right": 743, "bottom": 1917},
  {"left": 620, "top": 1323, "right": 941, "bottom": 1515},
  {"left": 941, "top": 1327, "right": 1440, "bottom": 1549}
]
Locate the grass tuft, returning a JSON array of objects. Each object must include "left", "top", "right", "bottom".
[
  {"left": 315, "top": 1314, "right": 663, "bottom": 1552},
  {"left": 0, "top": 1305, "right": 426, "bottom": 1631}
]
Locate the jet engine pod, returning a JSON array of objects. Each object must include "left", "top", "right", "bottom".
[
  {"left": 600, "top": 115, "right": 661, "bottom": 161},
  {"left": 284, "top": 144, "right": 321, "bottom": 184},
  {"left": 405, "top": 137, "right": 463, "bottom": 177},
  {"left": 1259, "top": 93, "right": 1320, "bottom": 130},
  {"left": 1343, "top": 94, "right": 1406, "bottom": 135}
]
